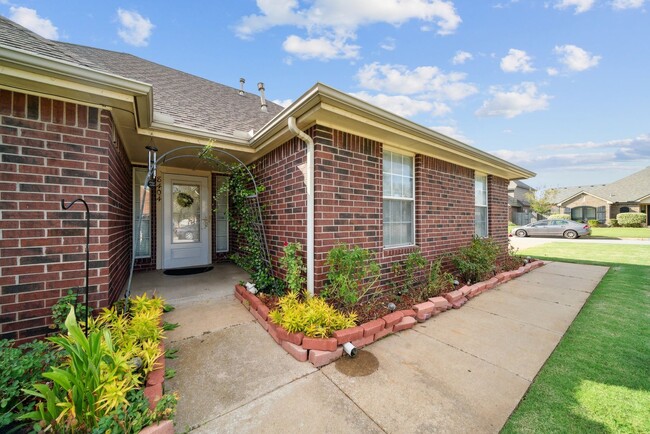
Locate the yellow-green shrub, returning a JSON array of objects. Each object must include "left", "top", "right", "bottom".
[
  {"left": 90, "top": 293, "right": 164, "bottom": 377},
  {"left": 268, "top": 292, "right": 357, "bottom": 338}
]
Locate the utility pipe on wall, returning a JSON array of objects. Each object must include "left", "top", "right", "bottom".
[{"left": 288, "top": 116, "right": 314, "bottom": 295}]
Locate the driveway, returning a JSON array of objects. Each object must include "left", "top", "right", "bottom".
[
  {"left": 509, "top": 235, "right": 650, "bottom": 250},
  {"left": 161, "top": 262, "right": 608, "bottom": 433}
]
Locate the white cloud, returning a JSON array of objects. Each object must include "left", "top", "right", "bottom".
[
  {"left": 350, "top": 91, "right": 450, "bottom": 117},
  {"left": 356, "top": 62, "right": 478, "bottom": 101},
  {"left": 272, "top": 98, "right": 293, "bottom": 107},
  {"left": 9, "top": 6, "right": 58, "bottom": 39},
  {"left": 612, "top": 0, "right": 645, "bottom": 9},
  {"left": 282, "top": 35, "right": 359, "bottom": 59},
  {"left": 500, "top": 48, "right": 535, "bottom": 73},
  {"left": 554, "top": 0, "right": 595, "bottom": 13},
  {"left": 236, "top": 0, "right": 461, "bottom": 59},
  {"left": 451, "top": 50, "right": 473, "bottom": 65},
  {"left": 554, "top": 44, "right": 601, "bottom": 71},
  {"left": 475, "top": 82, "right": 551, "bottom": 118},
  {"left": 546, "top": 67, "right": 559, "bottom": 76},
  {"left": 490, "top": 134, "right": 650, "bottom": 172},
  {"left": 380, "top": 37, "right": 396, "bottom": 51},
  {"left": 429, "top": 125, "right": 473, "bottom": 143},
  {"left": 117, "top": 9, "right": 154, "bottom": 47}
]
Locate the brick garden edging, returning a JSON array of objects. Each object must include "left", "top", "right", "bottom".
[
  {"left": 235, "top": 261, "right": 545, "bottom": 368},
  {"left": 140, "top": 342, "right": 173, "bottom": 434}
]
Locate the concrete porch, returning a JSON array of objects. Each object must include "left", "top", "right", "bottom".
[{"left": 130, "top": 262, "right": 251, "bottom": 342}]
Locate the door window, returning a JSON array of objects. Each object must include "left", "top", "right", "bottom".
[{"left": 172, "top": 183, "right": 201, "bottom": 243}]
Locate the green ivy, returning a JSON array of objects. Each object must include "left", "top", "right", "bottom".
[{"left": 206, "top": 151, "right": 283, "bottom": 295}]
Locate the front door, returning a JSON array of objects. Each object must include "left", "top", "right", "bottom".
[{"left": 162, "top": 173, "right": 211, "bottom": 269}]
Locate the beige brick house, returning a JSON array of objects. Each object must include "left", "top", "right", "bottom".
[{"left": 550, "top": 167, "right": 650, "bottom": 225}]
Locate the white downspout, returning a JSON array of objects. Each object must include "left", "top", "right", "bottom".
[{"left": 288, "top": 116, "right": 314, "bottom": 296}]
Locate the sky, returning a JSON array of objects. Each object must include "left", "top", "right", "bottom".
[{"left": 2, "top": 0, "right": 649, "bottom": 189}]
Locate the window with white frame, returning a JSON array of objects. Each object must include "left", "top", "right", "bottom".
[
  {"left": 214, "top": 175, "right": 229, "bottom": 252},
  {"left": 475, "top": 174, "right": 488, "bottom": 237},
  {"left": 383, "top": 150, "right": 414, "bottom": 247},
  {"left": 133, "top": 168, "right": 151, "bottom": 258}
]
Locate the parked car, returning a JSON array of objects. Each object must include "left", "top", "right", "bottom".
[
  {"left": 511, "top": 219, "right": 591, "bottom": 239},
  {"left": 174, "top": 223, "right": 199, "bottom": 240}
]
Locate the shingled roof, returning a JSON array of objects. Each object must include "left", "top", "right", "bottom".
[
  {"left": 0, "top": 15, "right": 284, "bottom": 137},
  {"left": 552, "top": 167, "right": 650, "bottom": 204}
]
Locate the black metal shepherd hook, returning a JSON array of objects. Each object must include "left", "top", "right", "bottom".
[{"left": 61, "top": 198, "right": 90, "bottom": 336}]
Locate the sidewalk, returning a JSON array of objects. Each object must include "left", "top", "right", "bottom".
[{"left": 164, "top": 261, "right": 609, "bottom": 433}]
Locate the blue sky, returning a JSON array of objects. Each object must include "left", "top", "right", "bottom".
[{"left": 2, "top": 0, "right": 649, "bottom": 188}]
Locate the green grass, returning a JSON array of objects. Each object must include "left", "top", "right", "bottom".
[
  {"left": 502, "top": 243, "right": 650, "bottom": 434},
  {"left": 589, "top": 227, "right": 650, "bottom": 239}
]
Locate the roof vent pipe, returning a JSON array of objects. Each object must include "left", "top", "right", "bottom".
[
  {"left": 258, "top": 82, "right": 268, "bottom": 112},
  {"left": 239, "top": 78, "right": 245, "bottom": 96}
]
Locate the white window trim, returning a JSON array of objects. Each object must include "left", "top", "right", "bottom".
[
  {"left": 475, "top": 173, "right": 489, "bottom": 238},
  {"left": 133, "top": 167, "right": 151, "bottom": 259},
  {"left": 383, "top": 150, "right": 416, "bottom": 249}
]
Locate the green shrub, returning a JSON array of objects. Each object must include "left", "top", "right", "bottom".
[
  {"left": 452, "top": 237, "right": 500, "bottom": 284},
  {"left": 92, "top": 389, "right": 178, "bottom": 434},
  {"left": 51, "top": 289, "right": 92, "bottom": 332},
  {"left": 0, "top": 340, "right": 62, "bottom": 431},
  {"left": 548, "top": 213, "right": 570, "bottom": 220},
  {"left": 420, "top": 258, "right": 454, "bottom": 299},
  {"left": 587, "top": 219, "right": 599, "bottom": 228},
  {"left": 390, "top": 249, "right": 427, "bottom": 296},
  {"left": 321, "top": 244, "right": 380, "bottom": 307},
  {"left": 268, "top": 292, "right": 357, "bottom": 338},
  {"left": 616, "top": 212, "right": 646, "bottom": 227},
  {"left": 279, "top": 242, "right": 305, "bottom": 293},
  {"left": 609, "top": 218, "right": 619, "bottom": 227},
  {"left": 21, "top": 309, "right": 138, "bottom": 432}
]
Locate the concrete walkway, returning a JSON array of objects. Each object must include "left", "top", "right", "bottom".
[{"left": 158, "top": 261, "right": 608, "bottom": 433}]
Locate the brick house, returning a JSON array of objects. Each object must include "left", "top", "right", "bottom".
[
  {"left": 550, "top": 167, "right": 650, "bottom": 225},
  {"left": 0, "top": 17, "right": 533, "bottom": 342}
]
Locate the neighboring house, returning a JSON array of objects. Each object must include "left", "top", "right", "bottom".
[
  {"left": 550, "top": 167, "right": 650, "bottom": 225},
  {"left": 0, "top": 17, "right": 534, "bottom": 342},
  {"left": 508, "top": 180, "right": 535, "bottom": 225}
]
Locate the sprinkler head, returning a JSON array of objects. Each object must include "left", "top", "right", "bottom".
[{"left": 387, "top": 302, "right": 397, "bottom": 312}]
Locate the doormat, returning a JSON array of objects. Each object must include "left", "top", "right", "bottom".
[{"left": 163, "top": 266, "right": 214, "bottom": 276}]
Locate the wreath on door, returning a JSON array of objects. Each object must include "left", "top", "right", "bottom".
[{"left": 176, "top": 192, "right": 194, "bottom": 208}]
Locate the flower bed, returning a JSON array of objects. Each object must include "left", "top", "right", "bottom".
[{"left": 235, "top": 260, "right": 545, "bottom": 368}]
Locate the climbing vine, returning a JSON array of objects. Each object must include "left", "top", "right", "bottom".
[{"left": 203, "top": 146, "right": 283, "bottom": 295}]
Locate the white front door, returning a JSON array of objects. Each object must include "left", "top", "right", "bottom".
[{"left": 162, "top": 173, "right": 211, "bottom": 269}]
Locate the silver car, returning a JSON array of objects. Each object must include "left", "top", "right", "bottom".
[{"left": 511, "top": 219, "right": 591, "bottom": 239}]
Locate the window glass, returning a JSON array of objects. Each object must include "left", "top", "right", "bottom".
[
  {"left": 215, "top": 176, "right": 229, "bottom": 252},
  {"left": 383, "top": 150, "right": 414, "bottom": 247},
  {"left": 133, "top": 168, "right": 151, "bottom": 258},
  {"left": 475, "top": 174, "right": 488, "bottom": 237}
]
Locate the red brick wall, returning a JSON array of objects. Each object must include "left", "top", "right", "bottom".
[
  {"left": 415, "top": 154, "right": 475, "bottom": 262},
  {"left": 0, "top": 90, "right": 129, "bottom": 342},
  {"left": 487, "top": 175, "right": 509, "bottom": 253},
  {"left": 253, "top": 137, "right": 307, "bottom": 279},
  {"left": 310, "top": 126, "right": 505, "bottom": 294},
  {"left": 105, "top": 113, "right": 133, "bottom": 304},
  {"left": 312, "top": 126, "right": 384, "bottom": 290}
]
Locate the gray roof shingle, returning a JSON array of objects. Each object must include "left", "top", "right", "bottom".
[
  {"left": 0, "top": 15, "right": 284, "bottom": 137},
  {"left": 552, "top": 167, "right": 650, "bottom": 204}
]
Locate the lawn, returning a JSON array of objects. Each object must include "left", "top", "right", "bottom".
[
  {"left": 502, "top": 243, "right": 650, "bottom": 434},
  {"left": 589, "top": 226, "right": 650, "bottom": 239}
]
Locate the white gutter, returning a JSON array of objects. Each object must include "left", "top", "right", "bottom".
[{"left": 287, "top": 116, "right": 314, "bottom": 295}]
